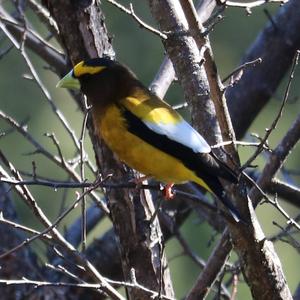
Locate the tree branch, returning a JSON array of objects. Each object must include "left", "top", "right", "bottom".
[
  {"left": 227, "top": 0, "right": 300, "bottom": 139},
  {"left": 45, "top": 1, "right": 175, "bottom": 298},
  {"left": 250, "top": 114, "right": 300, "bottom": 206},
  {"left": 148, "top": 1, "right": 293, "bottom": 299}
]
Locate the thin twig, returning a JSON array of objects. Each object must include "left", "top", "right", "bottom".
[
  {"left": 46, "top": 263, "right": 86, "bottom": 283},
  {"left": 0, "top": 110, "right": 108, "bottom": 213},
  {"left": 27, "top": 0, "right": 59, "bottom": 34},
  {"left": 241, "top": 50, "right": 299, "bottom": 171},
  {"left": 222, "top": 58, "right": 262, "bottom": 86},
  {"left": 230, "top": 274, "right": 239, "bottom": 300},
  {"left": 0, "top": 175, "right": 225, "bottom": 217},
  {"left": 0, "top": 278, "right": 175, "bottom": 300},
  {"left": 211, "top": 140, "right": 270, "bottom": 150},
  {"left": 65, "top": 203, "right": 105, "bottom": 248},
  {"left": 0, "top": 152, "right": 123, "bottom": 299},
  {"left": 222, "top": 0, "right": 288, "bottom": 9},
  {"left": 106, "top": 0, "right": 167, "bottom": 39},
  {"left": 0, "top": 177, "right": 104, "bottom": 260},
  {"left": 0, "top": 176, "right": 158, "bottom": 190},
  {"left": 0, "top": 13, "right": 96, "bottom": 174},
  {"left": 0, "top": 9, "right": 65, "bottom": 74},
  {"left": 172, "top": 102, "right": 188, "bottom": 111},
  {"left": 0, "top": 212, "right": 52, "bottom": 240},
  {"left": 269, "top": 178, "right": 300, "bottom": 207},
  {"left": 271, "top": 221, "right": 300, "bottom": 253},
  {"left": 45, "top": 133, "right": 67, "bottom": 167},
  {"left": 79, "top": 99, "right": 90, "bottom": 252},
  {"left": 244, "top": 172, "right": 300, "bottom": 231}
]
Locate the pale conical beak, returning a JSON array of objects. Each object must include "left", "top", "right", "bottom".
[{"left": 56, "top": 70, "right": 81, "bottom": 90}]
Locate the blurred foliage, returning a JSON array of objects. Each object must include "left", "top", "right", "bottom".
[{"left": 0, "top": 1, "right": 299, "bottom": 299}]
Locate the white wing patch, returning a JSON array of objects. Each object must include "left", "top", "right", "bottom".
[{"left": 144, "top": 118, "right": 211, "bottom": 154}]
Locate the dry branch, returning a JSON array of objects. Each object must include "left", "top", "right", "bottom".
[
  {"left": 147, "top": 1, "right": 293, "bottom": 299},
  {"left": 44, "top": 1, "right": 175, "bottom": 298},
  {"left": 227, "top": 0, "right": 300, "bottom": 139}
]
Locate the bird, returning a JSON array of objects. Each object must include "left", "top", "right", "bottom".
[{"left": 57, "top": 57, "right": 241, "bottom": 222}]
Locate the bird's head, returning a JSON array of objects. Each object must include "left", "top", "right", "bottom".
[{"left": 57, "top": 58, "right": 138, "bottom": 103}]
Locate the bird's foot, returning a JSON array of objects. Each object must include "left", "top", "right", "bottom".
[{"left": 162, "top": 183, "right": 175, "bottom": 200}]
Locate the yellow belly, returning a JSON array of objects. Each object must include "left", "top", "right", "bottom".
[{"left": 94, "top": 104, "right": 210, "bottom": 190}]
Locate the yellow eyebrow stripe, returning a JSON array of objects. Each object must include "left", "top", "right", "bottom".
[{"left": 73, "top": 61, "right": 106, "bottom": 77}]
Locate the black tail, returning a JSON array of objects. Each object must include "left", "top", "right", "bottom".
[
  {"left": 209, "top": 151, "right": 239, "bottom": 184},
  {"left": 210, "top": 178, "right": 241, "bottom": 222},
  {"left": 194, "top": 175, "right": 241, "bottom": 222},
  {"left": 217, "top": 191, "right": 241, "bottom": 222}
]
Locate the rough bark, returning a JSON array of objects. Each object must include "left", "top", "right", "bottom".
[
  {"left": 45, "top": 1, "right": 175, "bottom": 299},
  {"left": 148, "top": 0, "right": 220, "bottom": 146},
  {"left": 147, "top": 1, "right": 293, "bottom": 299}
]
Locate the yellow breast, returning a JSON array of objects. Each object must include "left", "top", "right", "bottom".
[{"left": 92, "top": 103, "right": 210, "bottom": 190}]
